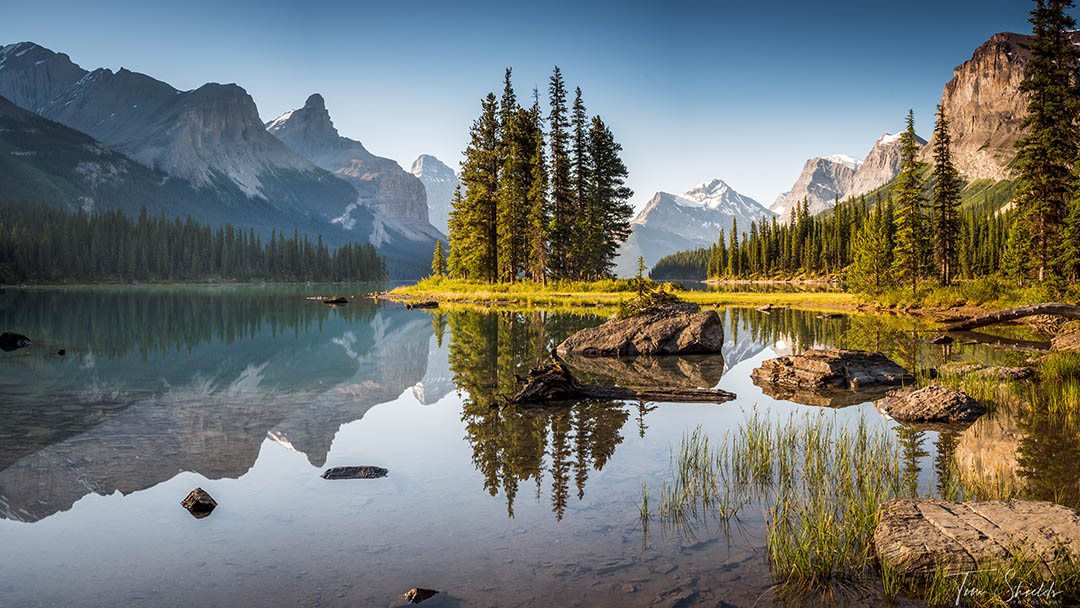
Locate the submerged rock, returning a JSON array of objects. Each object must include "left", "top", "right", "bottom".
[
  {"left": 323, "top": 297, "right": 348, "bottom": 304},
  {"left": 750, "top": 349, "right": 913, "bottom": 391},
  {"left": 556, "top": 302, "right": 723, "bottom": 357},
  {"left": 879, "top": 385, "right": 986, "bottom": 424},
  {"left": 321, "top": 466, "right": 388, "bottom": 480},
  {"left": 0, "top": 331, "right": 32, "bottom": 352},
  {"left": 756, "top": 383, "right": 895, "bottom": 408},
  {"left": 875, "top": 498, "right": 1080, "bottom": 576},
  {"left": 180, "top": 487, "right": 217, "bottom": 519}
]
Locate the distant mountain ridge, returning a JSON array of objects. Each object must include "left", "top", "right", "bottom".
[
  {"left": 614, "top": 179, "right": 774, "bottom": 276},
  {"left": 410, "top": 154, "right": 458, "bottom": 236}
]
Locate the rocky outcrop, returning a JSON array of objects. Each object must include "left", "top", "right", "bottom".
[
  {"left": 411, "top": 154, "right": 459, "bottom": 235},
  {"left": 770, "top": 155, "right": 859, "bottom": 221},
  {"left": 878, "top": 385, "right": 986, "bottom": 424},
  {"left": 750, "top": 349, "right": 914, "bottom": 391},
  {"left": 849, "top": 132, "right": 927, "bottom": 199},
  {"left": 555, "top": 303, "right": 724, "bottom": 357},
  {"left": 918, "top": 31, "right": 1080, "bottom": 181},
  {"left": 268, "top": 94, "right": 431, "bottom": 225},
  {"left": 875, "top": 499, "right": 1080, "bottom": 576}
]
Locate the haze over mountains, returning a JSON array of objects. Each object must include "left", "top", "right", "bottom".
[{"left": 0, "top": 41, "right": 443, "bottom": 276}]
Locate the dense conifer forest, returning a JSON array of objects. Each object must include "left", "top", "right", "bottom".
[{"left": 0, "top": 202, "right": 387, "bottom": 283}]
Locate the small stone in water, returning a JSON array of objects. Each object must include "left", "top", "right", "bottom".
[
  {"left": 321, "top": 466, "right": 388, "bottom": 480},
  {"left": 180, "top": 487, "right": 217, "bottom": 518},
  {"left": 404, "top": 588, "right": 438, "bottom": 604}
]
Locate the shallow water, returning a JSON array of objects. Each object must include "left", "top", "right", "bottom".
[{"left": 0, "top": 286, "right": 1075, "bottom": 607}]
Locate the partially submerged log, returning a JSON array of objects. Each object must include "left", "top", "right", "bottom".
[
  {"left": 943, "top": 302, "right": 1080, "bottom": 332},
  {"left": 509, "top": 358, "right": 736, "bottom": 405},
  {"left": 405, "top": 301, "right": 439, "bottom": 309}
]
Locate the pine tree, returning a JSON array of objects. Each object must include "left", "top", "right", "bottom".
[
  {"left": 891, "top": 110, "right": 927, "bottom": 297},
  {"left": 526, "top": 90, "right": 550, "bottom": 284},
  {"left": 635, "top": 255, "right": 648, "bottom": 296},
  {"left": 546, "top": 67, "right": 573, "bottom": 279},
  {"left": 458, "top": 93, "right": 501, "bottom": 282},
  {"left": 431, "top": 240, "right": 446, "bottom": 277},
  {"left": 569, "top": 87, "right": 591, "bottom": 277},
  {"left": 585, "top": 116, "right": 634, "bottom": 277},
  {"left": 849, "top": 205, "right": 893, "bottom": 292},
  {"left": 446, "top": 185, "right": 469, "bottom": 278},
  {"left": 931, "top": 104, "right": 962, "bottom": 286},
  {"left": 1013, "top": 0, "right": 1080, "bottom": 282}
]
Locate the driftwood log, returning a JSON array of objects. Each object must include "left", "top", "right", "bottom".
[
  {"left": 943, "top": 303, "right": 1080, "bottom": 332},
  {"left": 509, "top": 358, "right": 736, "bottom": 405}
]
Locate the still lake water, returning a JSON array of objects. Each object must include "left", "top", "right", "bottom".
[{"left": 0, "top": 286, "right": 1075, "bottom": 607}]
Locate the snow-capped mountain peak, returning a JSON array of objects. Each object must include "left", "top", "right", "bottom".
[{"left": 824, "top": 154, "right": 863, "bottom": 169}]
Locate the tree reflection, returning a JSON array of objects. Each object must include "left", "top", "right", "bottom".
[
  {"left": 447, "top": 309, "right": 630, "bottom": 519},
  {"left": 1016, "top": 413, "right": 1080, "bottom": 509}
]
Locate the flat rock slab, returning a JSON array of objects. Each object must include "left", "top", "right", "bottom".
[
  {"left": 939, "top": 362, "right": 1035, "bottom": 381},
  {"left": 556, "top": 302, "right": 723, "bottom": 357},
  {"left": 322, "top": 466, "right": 388, "bottom": 480},
  {"left": 879, "top": 385, "right": 985, "bottom": 424},
  {"left": 1052, "top": 330, "right": 1080, "bottom": 352},
  {"left": 875, "top": 499, "right": 1080, "bottom": 576},
  {"left": 751, "top": 349, "right": 913, "bottom": 391}
]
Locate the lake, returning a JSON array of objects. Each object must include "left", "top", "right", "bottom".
[{"left": 0, "top": 286, "right": 1075, "bottom": 607}]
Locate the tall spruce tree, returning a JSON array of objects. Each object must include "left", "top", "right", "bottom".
[
  {"left": 849, "top": 205, "right": 893, "bottom": 292},
  {"left": 457, "top": 93, "right": 501, "bottom": 282},
  {"left": 446, "top": 185, "right": 468, "bottom": 277},
  {"left": 585, "top": 116, "right": 634, "bottom": 277},
  {"left": 496, "top": 79, "right": 534, "bottom": 282},
  {"left": 931, "top": 104, "right": 962, "bottom": 286},
  {"left": 526, "top": 89, "right": 550, "bottom": 284},
  {"left": 547, "top": 67, "right": 573, "bottom": 279},
  {"left": 431, "top": 240, "right": 446, "bottom": 277},
  {"left": 569, "top": 87, "right": 591, "bottom": 277},
  {"left": 891, "top": 110, "right": 927, "bottom": 297},
  {"left": 1014, "top": 0, "right": 1080, "bottom": 282}
]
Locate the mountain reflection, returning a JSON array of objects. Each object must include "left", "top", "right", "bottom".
[{"left": 0, "top": 287, "right": 434, "bottom": 522}]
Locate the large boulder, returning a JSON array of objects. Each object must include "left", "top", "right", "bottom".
[
  {"left": 555, "top": 302, "right": 723, "bottom": 357},
  {"left": 875, "top": 499, "right": 1080, "bottom": 576},
  {"left": 878, "top": 385, "right": 985, "bottom": 424},
  {"left": 750, "top": 349, "right": 913, "bottom": 391}
]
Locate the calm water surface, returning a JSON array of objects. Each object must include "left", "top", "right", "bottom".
[{"left": 0, "top": 286, "right": 1075, "bottom": 607}]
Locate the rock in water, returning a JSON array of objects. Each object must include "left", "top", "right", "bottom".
[
  {"left": 751, "top": 349, "right": 913, "bottom": 390},
  {"left": 323, "top": 297, "right": 348, "bottom": 304},
  {"left": 404, "top": 588, "right": 438, "bottom": 603},
  {"left": 875, "top": 499, "right": 1080, "bottom": 576},
  {"left": 180, "top": 488, "right": 217, "bottom": 519},
  {"left": 555, "top": 302, "right": 723, "bottom": 357},
  {"left": 878, "top": 385, "right": 985, "bottom": 424},
  {"left": 321, "top": 466, "right": 388, "bottom": 480},
  {"left": 0, "top": 332, "right": 32, "bottom": 352}
]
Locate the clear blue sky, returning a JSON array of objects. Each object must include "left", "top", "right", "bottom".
[{"left": 0, "top": 0, "right": 1056, "bottom": 210}]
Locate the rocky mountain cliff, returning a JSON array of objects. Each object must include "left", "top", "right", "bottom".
[
  {"left": 770, "top": 155, "right": 860, "bottom": 220},
  {"left": 917, "top": 31, "right": 1080, "bottom": 180},
  {"left": 850, "top": 132, "right": 928, "bottom": 199},
  {"left": 267, "top": 94, "right": 433, "bottom": 227},
  {"left": 614, "top": 179, "right": 774, "bottom": 276},
  {"left": 0, "top": 42, "right": 356, "bottom": 222},
  {"left": 410, "top": 154, "right": 458, "bottom": 235}
]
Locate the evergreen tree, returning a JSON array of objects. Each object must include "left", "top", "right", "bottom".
[
  {"left": 526, "top": 90, "right": 550, "bottom": 284},
  {"left": 457, "top": 93, "right": 501, "bottom": 282},
  {"left": 446, "top": 185, "right": 468, "bottom": 278},
  {"left": 431, "top": 240, "right": 446, "bottom": 277},
  {"left": 891, "top": 110, "right": 927, "bottom": 296},
  {"left": 848, "top": 205, "right": 893, "bottom": 292},
  {"left": 931, "top": 104, "right": 962, "bottom": 285},
  {"left": 569, "top": 87, "right": 592, "bottom": 277},
  {"left": 547, "top": 67, "right": 573, "bottom": 278},
  {"left": 1013, "top": 0, "right": 1080, "bottom": 282},
  {"left": 584, "top": 116, "right": 634, "bottom": 277}
]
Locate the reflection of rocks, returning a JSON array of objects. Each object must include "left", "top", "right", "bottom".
[
  {"left": 954, "top": 408, "right": 1025, "bottom": 490},
  {"left": 751, "top": 349, "right": 912, "bottom": 391},
  {"left": 321, "top": 466, "right": 388, "bottom": 480},
  {"left": 875, "top": 498, "right": 1080, "bottom": 576},
  {"left": 556, "top": 303, "right": 723, "bottom": 356},
  {"left": 560, "top": 353, "right": 725, "bottom": 389},
  {"left": 758, "top": 384, "right": 894, "bottom": 408},
  {"left": 0, "top": 310, "right": 434, "bottom": 522},
  {"left": 879, "top": 386, "right": 985, "bottom": 426}
]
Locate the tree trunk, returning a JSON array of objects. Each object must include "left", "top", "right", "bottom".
[{"left": 943, "top": 303, "right": 1080, "bottom": 332}]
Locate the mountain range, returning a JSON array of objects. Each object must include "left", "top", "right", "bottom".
[
  {"left": 409, "top": 154, "right": 459, "bottom": 236},
  {"left": 0, "top": 41, "right": 442, "bottom": 276},
  {"left": 614, "top": 179, "right": 774, "bottom": 276}
]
